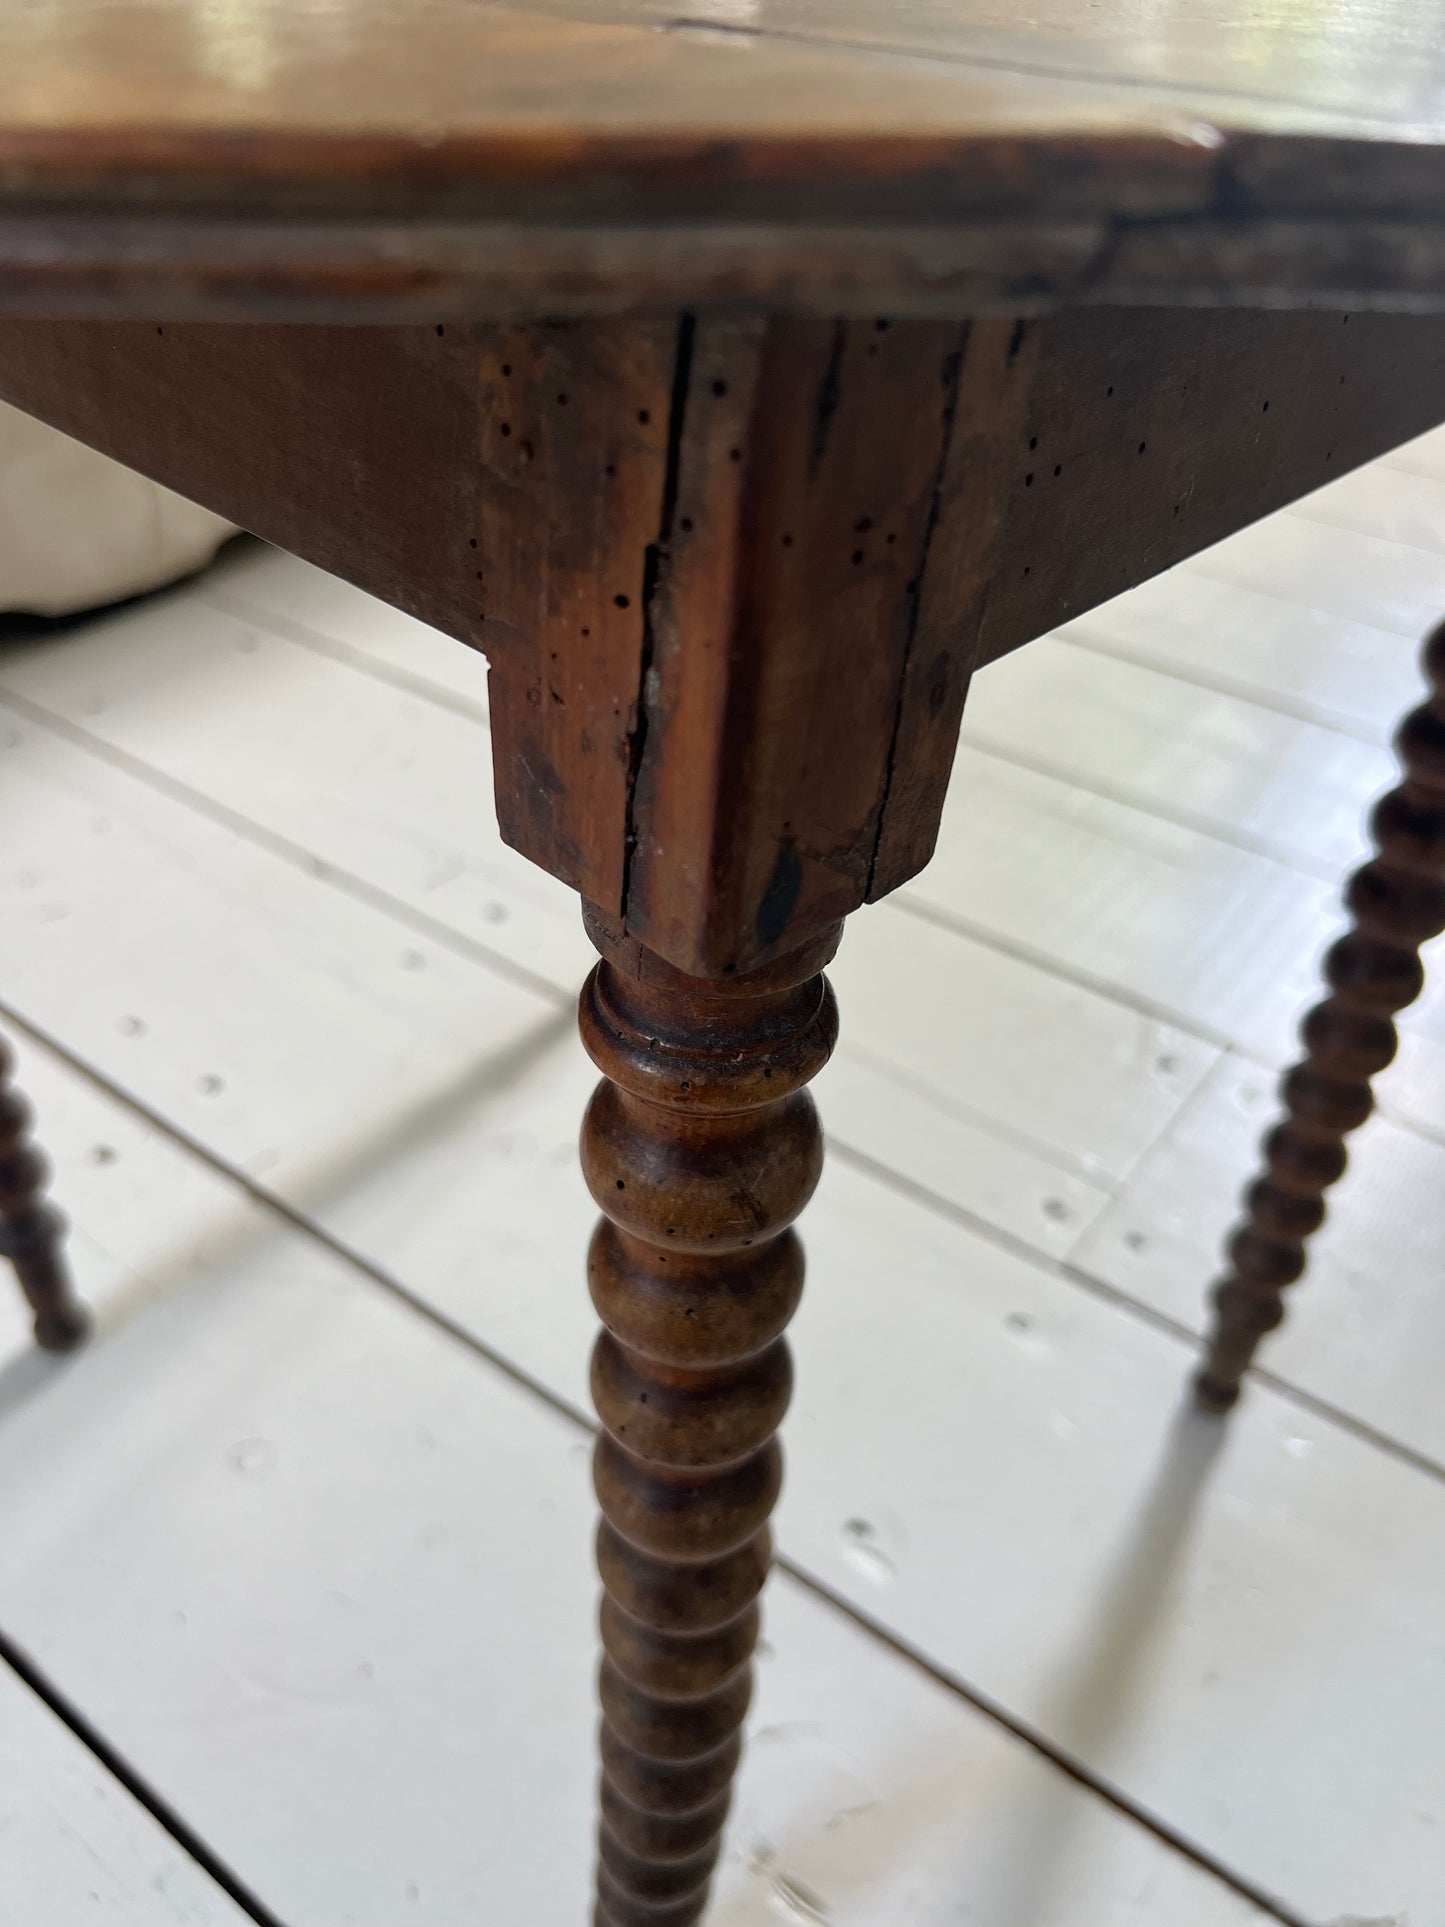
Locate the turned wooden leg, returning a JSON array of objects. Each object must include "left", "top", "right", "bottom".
[
  {"left": 0, "top": 1035, "right": 89, "bottom": 1352},
  {"left": 577, "top": 905, "right": 840, "bottom": 1927},
  {"left": 1196, "top": 621, "right": 1445, "bottom": 1411}
]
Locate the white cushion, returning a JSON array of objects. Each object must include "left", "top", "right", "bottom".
[{"left": 0, "top": 399, "right": 234, "bottom": 617}]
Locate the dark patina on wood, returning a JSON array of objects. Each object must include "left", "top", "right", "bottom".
[
  {"left": 9, "top": 0, "right": 1445, "bottom": 314},
  {"left": 872, "top": 306, "right": 1445, "bottom": 892},
  {"left": 578, "top": 904, "right": 839, "bottom": 1925},
  {"left": 620, "top": 313, "right": 971, "bottom": 972},
  {"left": 1, "top": 308, "right": 1442, "bottom": 976},
  {"left": 1197, "top": 622, "right": 1445, "bottom": 1409}
]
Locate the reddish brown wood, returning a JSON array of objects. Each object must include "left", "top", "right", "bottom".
[
  {"left": 0, "top": 315, "right": 680, "bottom": 916},
  {"left": 8, "top": 0, "right": 1445, "bottom": 315},
  {"left": 624, "top": 313, "right": 968, "bottom": 973},
  {"left": 2, "top": 310, "right": 1442, "bottom": 972},
  {"left": 865, "top": 313, "right": 1040, "bottom": 894},
  {"left": 0, "top": 320, "right": 490, "bottom": 640},
  {"left": 578, "top": 904, "right": 840, "bottom": 1926},
  {"left": 0, "top": 1036, "right": 89, "bottom": 1352},
  {"left": 611, "top": 304, "right": 1445, "bottom": 963},
  {"left": 872, "top": 306, "right": 1445, "bottom": 890},
  {"left": 1196, "top": 621, "right": 1445, "bottom": 1411},
  {"left": 976, "top": 308, "right": 1445, "bottom": 671},
  {"left": 478, "top": 319, "right": 677, "bottom": 912}
]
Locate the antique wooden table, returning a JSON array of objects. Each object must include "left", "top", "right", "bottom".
[{"left": 1, "top": 4, "right": 1444, "bottom": 1922}]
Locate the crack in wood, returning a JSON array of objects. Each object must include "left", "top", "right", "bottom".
[
  {"left": 864, "top": 324, "right": 970, "bottom": 901},
  {"left": 621, "top": 311, "right": 695, "bottom": 930}
]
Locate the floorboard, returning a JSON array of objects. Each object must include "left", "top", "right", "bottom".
[
  {"left": 0, "top": 1037, "right": 1277, "bottom": 1927},
  {"left": 961, "top": 635, "right": 1393, "bottom": 879},
  {"left": 1, "top": 435, "right": 1442, "bottom": 1926},
  {"left": 0, "top": 1651, "right": 256, "bottom": 1926}
]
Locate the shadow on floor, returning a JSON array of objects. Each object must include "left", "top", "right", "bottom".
[
  {"left": 0, "top": 994, "right": 573, "bottom": 1365},
  {"left": 981, "top": 1402, "right": 1228, "bottom": 1927},
  {"left": 712, "top": 1401, "right": 1231, "bottom": 1926}
]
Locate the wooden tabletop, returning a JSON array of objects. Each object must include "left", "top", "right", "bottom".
[{"left": 5, "top": 0, "right": 1445, "bottom": 317}]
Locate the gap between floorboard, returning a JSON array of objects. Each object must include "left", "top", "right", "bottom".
[
  {"left": 0, "top": 1628, "right": 290, "bottom": 1927},
  {"left": 0, "top": 683, "right": 572, "bottom": 1013},
  {"left": 0, "top": 1004, "right": 1322, "bottom": 1927},
  {"left": 5, "top": 673, "right": 1440, "bottom": 1161},
  {"left": 5, "top": 679, "right": 1444, "bottom": 1463},
  {"left": 204, "top": 578, "right": 491, "bottom": 728},
  {"left": 16, "top": 984, "right": 1438, "bottom": 1516},
  {"left": 888, "top": 892, "right": 1445, "bottom": 1153},
  {"left": 956, "top": 732, "right": 1349, "bottom": 884},
  {"left": 1054, "top": 621, "right": 1392, "bottom": 746}
]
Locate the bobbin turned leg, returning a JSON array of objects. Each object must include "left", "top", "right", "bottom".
[
  {"left": 0, "top": 1036, "right": 89, "bottom": 1352},
  {"left": 1196, "top": 621, "right": 1445, "bottom": 1412},
  {"left": 577, "top": 905, "right": 840, "bottom": 1927}
]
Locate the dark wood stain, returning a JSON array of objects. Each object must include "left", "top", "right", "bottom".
[
  {"left": 623, "top": 313, "right": 962, "bottom": 973},
  {"left": 7, "top": 0, "right": 1445, "bottom": 313},
  {"left": 978, "top": 307, "right": 1445, "bottom": 674},
  {"left": 1197, "top": 621, "right": 1445, "bottom": 1409},
  {"left": 4, "top": 20, "right": 1445, "bottom": 1908},
  {"left": 755, "top": 841, "right": 803, "bottom": 951},
  {"left": 578, "top": 905, "right": 841, "bottom": 1925},
  {"left": 872, "top": 305, "right": 1445, "bottom": 896},
  {"left": 0, "top": 319, "right": 487, "bottom": 641},
  {"left": 1, "top": 309, "right": 1443, "bottom": 974},
  {"left": 0, "top": 315, "right": 688, "bottom": 918},
  {"left": 478, "top": 319, "right": 677, "bottom": 913}
]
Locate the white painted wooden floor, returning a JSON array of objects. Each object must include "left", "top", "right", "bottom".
[{"left": 2, "top": 427, "right": 1443, "bottom": 1927}]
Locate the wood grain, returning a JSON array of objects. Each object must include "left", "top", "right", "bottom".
[
  {"left": 3, "top": 1, "right": 1445, "bottom": 312},
  {"left": 0, "top": 315, "right": 678, "bottom": 917},
  {"left": 624, "top": 314, "right": 968, "bottom": 972},
  {"left": 3, "top": 308, "right": 1444, "bottom": 973},
  {"left": 570, "top": 0, "right": 1445, "bottom": 127},
  {"left": 5, "top": 490, "right": 1445, "bottom": 1918},
  {"left": 579, "top": 904, "right": 840, "bottom": 1925},
  {"left": 0, "top": 1032, "right": 1311, "bottom": 1927},
  {"left": 975, "top": 308, "right": 1445, "bottom": 668},
  {"left": 867, "top": 314, "right": 1039, "bottom": 895}
]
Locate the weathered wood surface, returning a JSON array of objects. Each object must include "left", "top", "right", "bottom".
[
  {"left": 620, "top": 314, "right": 974, "bottom": 970},
  {"left": 474, "top": 322, "right": 679, "bottom": 916},
  {"left": 578, "top": 905, "right": 840, "bottom": 1925},
  {"left": 1, "top": 307, "right": 1442, "bottom": 970},
  {"left": 4, "top": 0, "right": 1445, "bottom": 313},
  {"left": 974, "top": 310, "right": 1445, "bottom": 673},
  {"left": 0, "top": 322, "right": 488, "bottom": 641},
  {"left": 0, "top": 315, "right": 678, "bottom": 916}
]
